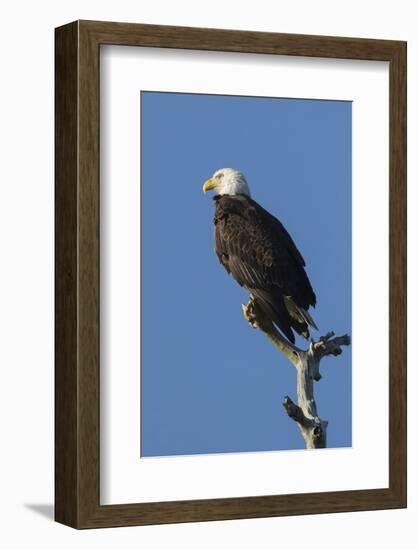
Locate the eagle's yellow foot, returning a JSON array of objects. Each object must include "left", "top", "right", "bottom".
[
  {"left": 242, "top": 303, "right": 256, "bottom": 328},
  {"left": 242, "top": 297, "right": 273, "bottom": 332}
]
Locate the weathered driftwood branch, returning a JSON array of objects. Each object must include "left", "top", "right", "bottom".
[{"left": 242, "top": 296, "right": 350, "bottom": 449}]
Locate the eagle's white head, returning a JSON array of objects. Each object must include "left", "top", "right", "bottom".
[{"left": 202, "top": 168, "right": 251, "bottom": 197}]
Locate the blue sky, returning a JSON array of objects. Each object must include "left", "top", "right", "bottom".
[{"left": 140, "top": 91, "right": 352, "bottom": 456}]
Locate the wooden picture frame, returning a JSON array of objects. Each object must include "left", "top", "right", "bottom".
[{"left": 55, "top": 20, "right": 406, "bottom": 529}]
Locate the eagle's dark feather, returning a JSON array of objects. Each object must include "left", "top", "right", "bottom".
[{"left": 213, "top": 193, "right": 317, "bottom": 343}]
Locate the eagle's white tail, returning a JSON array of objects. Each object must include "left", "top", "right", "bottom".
[{"left": 284, "top": 296, "right": 318, "bottom": 331}]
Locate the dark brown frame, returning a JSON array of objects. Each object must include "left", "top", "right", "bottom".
[{"left": 55, "top": 20, "right": 407, "bottom": 529}]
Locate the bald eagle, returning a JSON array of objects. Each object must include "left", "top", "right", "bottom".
[{"left": 203, "top": 167, "right": 317, "bottom": 344}]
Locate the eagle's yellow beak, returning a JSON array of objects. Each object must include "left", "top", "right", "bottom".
[{"left": 202, "top": 178, "right": 218, "bottom": 193}]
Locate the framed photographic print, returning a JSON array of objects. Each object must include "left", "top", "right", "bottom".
[{"left": 55, "top": 20, "right": 406, "bottom": 528}]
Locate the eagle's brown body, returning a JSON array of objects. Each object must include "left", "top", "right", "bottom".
[{"left": 213, "top": 193, "right": 317, "bottom": 343}]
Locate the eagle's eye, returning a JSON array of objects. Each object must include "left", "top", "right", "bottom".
[{"left": 216, "top": 173, "right": 224, "bottom": 179}]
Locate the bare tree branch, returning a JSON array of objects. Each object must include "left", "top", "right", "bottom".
[{"left": 242, "top": 296, "right": 350, "bottom": 449}]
